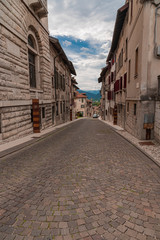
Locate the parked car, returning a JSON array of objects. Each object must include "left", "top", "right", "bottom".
[{"left": 93, "top": 113, "right": 98, "bottom": 118}]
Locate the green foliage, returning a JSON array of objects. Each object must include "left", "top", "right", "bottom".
[{"left": 92, "top": 101, "right": 100, "bottom": 106}]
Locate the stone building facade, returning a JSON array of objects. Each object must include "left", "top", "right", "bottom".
[
  {"left": 0, "top": 0, "right": 76, "bottom": 142},
  {"left": 86, "top": 99, "right": 93, "bottom": 118},
  {"left": 75, "top": 93, "right": 88, "bottom": 117},
  {"left": 49, "top": 37, "right": 76, "bottom": 126},
  {"left": 71, "top": 77, "right": 79, "bottom": 121},
  {"left": 99, "top": 0, "right": 160, "bottom": 142}
]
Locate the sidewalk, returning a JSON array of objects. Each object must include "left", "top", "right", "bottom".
[
  {"left": 100, "top": 118, "right": 160, "bottom": 167},
  {"left": 0, "top": 118, "right": 81, "bottom": 158}
]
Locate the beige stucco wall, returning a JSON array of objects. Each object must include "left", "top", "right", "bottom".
[
  {"left": 75, "top": 98, "right": 87, "bottom": 117},
  {"left": 125, "top": 1, "right": 159, "bottom": 139}
]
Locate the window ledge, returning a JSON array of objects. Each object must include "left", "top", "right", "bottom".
[{"left": 30, "top": 88, "right": 43, "bottom": 93}]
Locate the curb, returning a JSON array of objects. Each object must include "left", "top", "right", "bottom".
[{"left": 99, "top": 119, "right": 160, "bottom": 168}]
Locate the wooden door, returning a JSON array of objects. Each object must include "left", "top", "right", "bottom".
[{"left": 32, "top": 99, "right": 40, "bottom": 133}]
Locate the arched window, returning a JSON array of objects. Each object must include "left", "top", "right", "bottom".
[{"left": 28, "top": 34, "right": 37, "bottom": 88}]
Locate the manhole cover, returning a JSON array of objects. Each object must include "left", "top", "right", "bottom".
[{"left": 139, "top": 142, "right": 155, "bottom": 146}]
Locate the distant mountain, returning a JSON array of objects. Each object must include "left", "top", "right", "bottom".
[{"left": 78, "top": 90, "right": 101, "bottom": 101}]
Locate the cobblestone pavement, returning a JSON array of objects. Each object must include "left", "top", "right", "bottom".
[{"left": 0, "top": 119, "right": 160, "bottom": 240}]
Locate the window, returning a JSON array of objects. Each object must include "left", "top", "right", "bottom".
[
  {"left": 63, "top": 76, "right": 65, "bottom": 91},
  {"left": 82, "top": 98, "right": 84, "bottom": 103},
  {"left": 55, "top": 68, "right": 58, "bottom": 89},
  {"left": 60, "top": 75, "right": 63, "bottom": 89},
  {"left": 130, "top": 0, "right": 133, "bottom": 23},
  {"left": 127, "top": 102, "right": 129, "bottom": 112},
  {"left": 124, "top": 73, "right": 127, "bottom": 89},
  {"left": 134, "top": 103, "right": 137, "bottom": 116},
  {"left": 0, "top": 113, "right": 2, "bottom": 133},
  {"left": 63, "top": 101, "right": 65, "bottom": 112},
  {"left": 60, "top": 102, "right": 62, "bottom": 114},
  {"left": 28, "top": 35, "right": 36, "bottom": 88},
  {"left": 135, "top": 47, "right": 139, "bottom": 76},
  {"left": 56, "top": 102, "right": 59, "bottom": 116},
  {"left": 120, "top": 77, "right": 123, "bottom": 90},
  {"left": 52, "top": 76, "right": 54, "bottom": 87},
  {"left": 28, "top": 35, "right": 35, "bottom": 48},
  {"left": 29, "top": 51, "right": 36, "bottom": 88},
  {"left": 158, "top": 76, "right": 160, "bottom": 96},
  {"left": 81, "top": 105, "right": 85, "bottom": 108},
  {"left": 128, "top": 60, "right": 131, "bottom": 83},
  {"left": 42, "top": 107, "right": 45, "bottom": 118},
  {"left": 111, "top": 72, "right": 114, "bottom": 82},
  {"left": 125, "top": 38, "right": 128, "bottom": 60}
]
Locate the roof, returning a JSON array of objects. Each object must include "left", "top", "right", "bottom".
[
  {"left": 107, "top": 2, "right": 129, "bottom": 61},
  {"left": 73, "top": 84, "right": 79, "bottom": 90},
  {"left": 76, "top": 92, "right": 87, "bottom": 98},
  {"left": 98, "top": 65, "right": 108, "bottom": 83},
  {"left": 98, "top": 77, "right": 102, "bottom": 83},
  {"left": 49, "top": 36, "right": 76, "bottom": 76},
  {"left": 71, "top": 77, "right": 78, "bottom": 84}
]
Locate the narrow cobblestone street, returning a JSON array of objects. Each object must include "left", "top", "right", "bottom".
[{"left": 0, "top": 119, "right": 160, "bottom": 240}]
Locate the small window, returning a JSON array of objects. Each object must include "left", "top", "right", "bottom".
[
  {"left": 82, "top": 98, "right": 84, "bottom": 103},
  {"left": 42, "top": 107, "right": 45, "bottom": 118},
  {"left": 63, "top": 101, "right": 65, "bottom": 112},
  {"left": 56, "top": 102, "right": 59, "bottom": 116},
  {"left": 55, "top": 68, "right": 58, "bottom": 89},
  {"left": 81, "top": 105, "right": 85, "bottom": 108},
  {"left": 0, "top": 113, "right": 2, "bottom": 133},
  {"left": 52, "top": 76, "right": 54, "bottom": 87},
  {"left": 158, "top": 76, "right": 160, "bottom": 96},
  {"left": 135, "top": 47, "right": 139, "bottom": 76},
  {"left": 125, "top": 38, "right": 128, "bottom": 60},
  {"left": 60, "top": 102, "right": 62, "bottom": 114},
  {"left": 128, "top": 60, "right": 131, "bottom": 83},
  {"left": 127, "top": 102, "right": 129, "bottom": 112},
  {"left": 60, "top": 75, "right": 63, "bottom": 89},
  {"left": 28, "top": 35, "right": 35, "bottom": 49},
  {"left": 134, "top": 103, "right": 137, "bottom": 116}
]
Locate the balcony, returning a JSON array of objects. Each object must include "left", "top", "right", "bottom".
[{"left": 29, "top": 0, "right": 47, "bottom": 18}]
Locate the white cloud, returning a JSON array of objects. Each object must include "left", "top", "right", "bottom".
[
  {"left": 63, "top": 40, "right": 72, "bottom": 47},
  {"left": 80, "top": 47, "right": 90, "bottom": 52},
  {"left": 48, "top": 0, "right": 125, "bottom": 90}
]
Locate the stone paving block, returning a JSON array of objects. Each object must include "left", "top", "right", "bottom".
[{"left": 0, "top": 119, "right": 160, "bottom": 240}]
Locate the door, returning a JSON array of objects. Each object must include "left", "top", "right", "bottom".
[{"left": 32, "top": 99, "right": 40, "bottom": 133}]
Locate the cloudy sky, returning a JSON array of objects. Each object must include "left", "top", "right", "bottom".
[{"left": 48, "top": 0, "right": 125, "bottom": 90}]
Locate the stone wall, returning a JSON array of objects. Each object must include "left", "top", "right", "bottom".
[
  {"left": 1, "top": 105, "right": 32, "bottom": 141},
  {"left": 0, "top": 0, "right": 52, "bottom": 141},
  {"left": 155, "top": 101, "right": 160, "bottom": 142}
]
